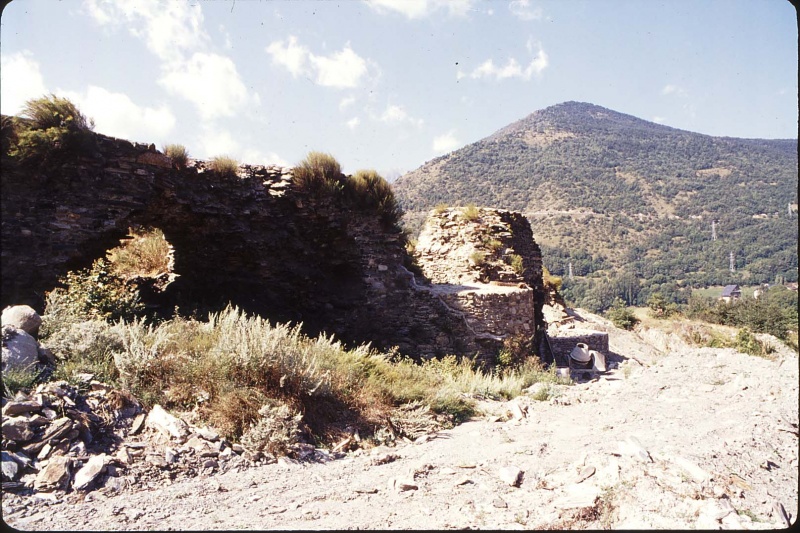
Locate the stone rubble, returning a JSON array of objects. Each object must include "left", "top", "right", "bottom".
[{"left": 0, "top": 377, "right": 326, "bottom": 498}]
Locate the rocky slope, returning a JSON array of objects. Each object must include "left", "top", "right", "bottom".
[{"left": 3, "top": 310, "right": 797, "bottom": 530}]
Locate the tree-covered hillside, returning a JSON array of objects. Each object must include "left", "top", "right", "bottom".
[{"left": 394, "top": 102, "right": 798, "bottom": 311}]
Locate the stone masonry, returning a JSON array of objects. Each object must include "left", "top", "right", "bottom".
[
  {"left": 1, "top": 125, "right": 547, "bottom": 361},
  {"left": 414, "top": 207, "right": 546, "bottom": 361}
]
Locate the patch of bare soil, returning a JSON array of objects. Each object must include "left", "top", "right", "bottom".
[{"left": 3, "top": 310, "right": 798, "bottom": 530}]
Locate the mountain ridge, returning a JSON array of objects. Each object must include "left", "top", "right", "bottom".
[{"left": 394, "top": 101, "right": 798, "bottom": 310}]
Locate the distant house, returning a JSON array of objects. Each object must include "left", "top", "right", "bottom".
[{"left": 720, "top": 284, "right": 741, "bottom": 303}]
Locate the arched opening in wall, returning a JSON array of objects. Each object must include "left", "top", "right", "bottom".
[{"left": 105, "top": 225, "right": 177, "bottom": 311}]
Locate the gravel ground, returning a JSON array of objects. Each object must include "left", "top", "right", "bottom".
[{"left": 3, "top": 311, "right": 798, "bottom": 530}]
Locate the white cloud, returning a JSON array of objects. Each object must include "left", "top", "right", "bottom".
[
  {"left": 195, "top": 127, "right": 239, "bottom": 160},
  {"left": 267, "top": 36, "right": 368, "bottom": 89},
  {"left": 159, "top": 52, "right": 256, "bottom": 120},
  {"left": 220, "top": 24, "right": 233, "bottom": 50},
  {"left": 456, "top": 69, "right": 466, "bottom": 80},
  {"left": 339, "top": 96, "right": 356, "bottom": 110},
  {"left": 58, "top": 85, "right": 175, "bottom": 141},
  {"left": 265, "top": 35, "right": 309, "bottom": 77},
  {"left": 528, "top": 48, "right": 549, "bottom": 76},
  {"left": 309, "top": 45, "right": 367, "bottom": 88},
  {"left": 83, "top": 0, "right": 207, "bottom": 64},
  {"left": 242, "top": 148, "right": 290, "bottom": 167},
  {"left": 662, "top": 84, "right": 688, "bottom": 97},
  {"left": 470, "top": 47, "right": 548, "bottom": 81},
  {"left": 379, "top": 104, "right": 424, "bottom": 127},
  {"left": 0, "top": 51, "right": 48, "bottom": 115},
  {"left": 509, "top": 0, "right": 543, "bottom": 21},
  {"left": 192, "top": 126, "right": 288, "bottom": 167},
  {"left": 346, "top": 117, "right": 360, "bottom": 130},
  {"left": 443, "top": 0, "right": 473, "bottom": 17},
  {"left": 433, "top": 130, "right": 460, "bottom": 154},
  {"left": 365, "top": 0, "right": 474, "bottom": 18},
  {"left": 365, "top": 0, "right": 433, "bottom": 19},
  {"left": 652, "top": 116, "right": 666, "bottom": 124},
  {"left": 83, "top": 0, "right": 260, "bottom": 125}
]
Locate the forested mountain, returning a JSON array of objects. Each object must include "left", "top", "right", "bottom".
[{"left": 393, "top": 102, "right": 798, "bottom": 311}]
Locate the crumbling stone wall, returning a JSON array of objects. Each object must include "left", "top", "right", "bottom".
[
  {"left": 414, "top": 207, "right": 546, "bottom": 360},
  {"left": 0, "top": 128, "right": 496, "bottom": 359}
]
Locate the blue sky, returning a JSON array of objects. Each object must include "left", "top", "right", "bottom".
[{"left": 1, "top": 0, "right": 796, "bottom": 179}]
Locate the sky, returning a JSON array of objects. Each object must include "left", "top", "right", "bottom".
[{"left": 1, "top": 0, "right": 797, "bottom": 179}]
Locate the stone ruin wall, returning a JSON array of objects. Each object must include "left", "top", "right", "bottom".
[
  {"left": 439, "top": 289, "right": 537, "bottom": 340},
  {"left": 414, "top": 207, "right": 546, "bottom": 360},
  {"left": 1, "top": 128, "right": 549, "bottom": 361}
]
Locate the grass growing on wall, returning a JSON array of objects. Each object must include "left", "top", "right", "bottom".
[
  {"left": 209, "top": 155, "right": 239, "bottom": 178},
  {"left": 292, "top": 151, "right": 403, "bottom": 228},
  {"left": 163, "top": 144, "right": 189, "bottom": 169}
]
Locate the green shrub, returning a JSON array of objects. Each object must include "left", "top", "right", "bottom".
[
  {"left": 647, "top": 292, "right": 679, "bottom": 318},
  {"left": 209, "top": 155, "right": 239, "bottom": 178},
  {"left": 734, "top": 328, "right": 776, "bottom": 358},
  {"left": 1, "top": 115, "right": 19, "bottom": 157},
  {"left": 46, "top": 320, "right": 123, "bottom": 387},
  {"left": 461, "top": 204, "right": 481, "bottom": 222},
  {"left": 46, "top": 258, "right": 144, "bottom": 323},
  {"left": 497, "top": 334, "right": 532, "bottom": 369},
  {"left": 606, "top": 298, "right": 639, "bottom": 330},
  {"left": 470, "top": 250, "right": 486, "bottom": 266},
  {"left": 292, "top": 151, "right": 344, "bottom": 194},
  {"left": 2, "top": 365, "right": 42, "bottom": 398},
  {"left": 346, "top": 169, "right": 403, "bottom": 227},
  {"left": 22, "top": 94, "right": 93, "bottom": 130},
  {"left": 10, "top": 94, "right": 95, "bottom": 165},
  {"left": 240, "top": 400, "right": 303, "bottom": 456},
  {"left": 163, "top": 143, "right": 189, "bottom": 169},
  {"left": 542, "top": 266, "right": 562, "bottom": 292},
  {"left": 481, "top": 235, "right": 503, "bottom": 253},
  {"left": 508, "top": 254, "right": 525, "bottom": 276}
]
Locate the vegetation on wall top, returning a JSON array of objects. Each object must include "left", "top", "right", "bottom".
[
  {"left": 3, "top": 94, "right": 96, "bottom": 166},
  {"left": 293, "top": 151, "right": 403, "bottom": 229}
]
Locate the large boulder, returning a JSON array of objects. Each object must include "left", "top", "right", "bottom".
[
  {"left": 2, "top": 305, "right": 42, "bottom": 336},
  {"left": 2, "top": 325, "right": 40, "bottom": 372}
]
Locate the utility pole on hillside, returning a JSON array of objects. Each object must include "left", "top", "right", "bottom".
[
  {"left": 729, "top": 251, "right": 735, "bottom": 273},
  {"left": 711, "top": 220, "right": 717, "bottom": 241}
]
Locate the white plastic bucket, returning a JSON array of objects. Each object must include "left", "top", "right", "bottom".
[{"left": 569, "top": 343, "right": 591, "bottom": 363}]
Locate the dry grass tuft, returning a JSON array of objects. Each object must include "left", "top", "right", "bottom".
[
  {"left": 461, "top": 203, "right": 481, "bottom": 222},
  {"left": 163, "top": 144, "right": 189, "bottom": 169},
  {"left": 208, "top": 155, "right": 239, "bottom": 177}
]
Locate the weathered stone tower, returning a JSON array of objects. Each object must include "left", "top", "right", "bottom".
[{"left": 413, "top": 207, "right": 546, "bottom": 362}]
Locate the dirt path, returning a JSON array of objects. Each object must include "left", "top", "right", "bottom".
[{"left": 4, "top": 313, "right": 798, "bottom": 530}]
